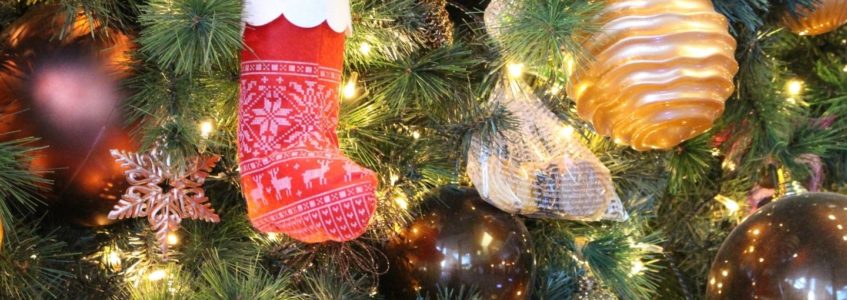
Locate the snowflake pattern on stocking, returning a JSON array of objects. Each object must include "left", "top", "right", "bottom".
[{"left": 239, "top": 59, "right": 376, "bottom": 243}]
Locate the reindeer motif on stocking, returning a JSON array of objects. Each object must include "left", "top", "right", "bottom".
[
  {"left": 269, "top": 169, "right": 292, "bottom": 197},
  {"left": 238, "top": 0, "right": 378, "bottom": 243}
]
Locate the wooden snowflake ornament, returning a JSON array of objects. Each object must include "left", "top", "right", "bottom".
[{"left": 108, "top": 149, "right": 221, "bottom": 256}]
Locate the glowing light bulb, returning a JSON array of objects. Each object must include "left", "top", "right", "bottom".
[
  {"left": 480, "top": 232, "right": 493, "bottom": 248},
  {"left": 715, "top": 195, "right": 740, "bottom": 213},
  {"left": 166, "top": 232, "right": 179, "bottom": 245},
  {"left": 343, "top": 81, "right": 357, "bottom": 99},
  {"left": 560, "top": 126, "right": 575, "bottom": 139},
  {"left": 359, "top": 42, "right": 372, "bottom": 55},
  {"left": 199, "top": 121, "right": 214, "bottom": 138},
  {"left": 786, "top": 79, "right": 804, "bottom": 96},
  {"left": 394, "top": 196, "right": 409, "bottom": 210},
  {"left": 267, "top": 232, "right": 280, "bottom": 242},
  {"left": 507, "top": 63, "right": 524, "bottom": 78},
  {"left": 411, "top": 130, "right": 421, "bottom": 140},
  {"left": 630, "top": 260, "right": 645, "bottom": 275},
  {"left": 148, "top": 269, "right": 167, "bottom": 281},
  {"left": 108, "top": 251, "right": 120, "bottom": 264}
]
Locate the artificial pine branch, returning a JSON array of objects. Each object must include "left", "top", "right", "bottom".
[
  {"left": 0, "top": 137, "right": 50, "bottom": 232},
  {"left": 0, "top": 220, "right": 73, "bottom": 300},
  {"left": 494, "top": 0, "right": 602, "bottom": 79},
  {"left": 137, "top": 0, "right": 241, "bottom": 76}
]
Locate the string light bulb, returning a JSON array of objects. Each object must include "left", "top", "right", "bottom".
[
  {"left": 359, "top": 42, "right": 372, "bottom": 55},
  {"left": 199, "top": 121, "right": 214, "bottom": 138},
  {"left": 166, "top": 232, "right": 180, "bottom": 245},
  {"left": 107, "top": 252, "right": 121, "bottom": 271},
  {"left": 394, "top": 196, "right": 409, "bottom": 210},
  {"left": 148, "top": 269, "right": 167, "bottom": 282},
  {"left": 507, "top": 63, "right": 524, "bottom": 78},
  {"left": 715, "top": 195, "right": 740, "bottom": 213},
  {"left": 267, "top": 232, "right": 280, "bottom": 242},
  {"left": 630, "top": 259, "right": 645, "bottom": 275},
  {"left": 343, "top": 72, "right": 360, "bottom": 100},
  {"left": 785, "top": 79, "right": 805, "bottom": 96}
]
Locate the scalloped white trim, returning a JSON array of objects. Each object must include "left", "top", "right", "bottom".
[{"left": 243, "top": 0, "right": 352, "bottom": 35}]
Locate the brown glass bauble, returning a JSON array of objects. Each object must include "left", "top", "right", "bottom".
[
  {"left": 0, "top": 6, "right": 136, "bottom": 227},
  {"left": 782, "top": 0, "right": 847, "bottom": 36},
  {"left": 381, "top": 187, "right": 535, "bottom": 300},
  {"left": 707, "top": 192, "right": 847, "bottom": 299},
  {"left": 566, "top": 0, "right": 738, "bottom": 151}
]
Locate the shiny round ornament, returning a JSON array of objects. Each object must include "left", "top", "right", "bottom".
[
  {"left": 0, "top": 6, "right": 136, "bottom": 227},
  {"left": 567, "top": 0, "right": 738, "bottom": 151},
  {"left": 381, "top": 187, "right": 535, "bottom": 299},
  {"left": 782, "top": 0, "right": 847, "bottom": 36},
  {"left": 707, "top": 192, "right": 847, "bottom": 299}
]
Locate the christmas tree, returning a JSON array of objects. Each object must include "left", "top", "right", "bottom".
[{"left": 1, "top": 0, "right": 847, "bottom": 299}]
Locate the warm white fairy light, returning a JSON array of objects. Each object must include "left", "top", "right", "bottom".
[
  {"left": 560, "top": 126, "right": 575, "bottom": 139},
  {"left": 267, "top": 232, "right": 280, "bottom": 242},
  {"left": 107, "top": 252, "right": 121, "bottom": 268},
  {"left": 343, "top": 80, "right": 357, "bottom": 99},
  {"left": 785, "top": 79, "right": 804, "bottom": 96},
  {"left": 411, "top": 130, "right": 421, "bottom": 140},
  {"left": 343, "top": 72, "right": 361, "bottom": 100},
  {"left": 715, "top": 195, "right": 740, "bottom": 213},
  {"left": 394, "top": 196, "right": 409, "bottom": 210},
  {"left": 199, "top": 121, "right": 214, "bottom": 138},
  {"left": 507, "top": 63, "right": 524, "bottom": 78},
  {"left": 359, "top": 42, "right": 372, "bottom": 55},
  {"left": 166, "top": 232, "right": 180, "bottom": 245},
  {"left": 630, "top": 259, "right": 645, "bottom": 275},
  {"left": 148, "top": 269, "right": 167, "bottom": 282}
]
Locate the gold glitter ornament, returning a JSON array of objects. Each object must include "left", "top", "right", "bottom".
[
  {"left": 567, "top": 0, "right": 738, "bottom": 151},
  {"left": 782, "top": 0, "right": 847, "bottom": 36}
]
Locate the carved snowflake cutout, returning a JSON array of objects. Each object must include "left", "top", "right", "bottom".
[{"left": 108, "top": 149, "right": 221, "bottom": 257}]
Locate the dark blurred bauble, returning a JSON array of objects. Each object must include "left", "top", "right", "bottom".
[
  {"left": 707, "top": 192, "right": 847, "bottom": 299},
  {"left": 381, "top": 187, "right": 535, "bottom": 299},
  {"left": 0, "top": 6, "right": 136, "bottom": 227}
]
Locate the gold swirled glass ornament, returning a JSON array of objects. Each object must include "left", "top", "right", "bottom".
[
  {"left": 782, "top": 0, "right": 847, "bottom": 36},
  {"left": 567, "top": 0, "right": 738, "bottom": 151}
]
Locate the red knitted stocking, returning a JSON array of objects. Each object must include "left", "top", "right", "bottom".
[{"left": 238, "top": 15, "right": 377, "bottom": 243}]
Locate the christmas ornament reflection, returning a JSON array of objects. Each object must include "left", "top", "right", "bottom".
[
  {"left": 0, "top": 6, "right": 135, "bottom": 226},
  {"left": 782, "top": 0, "right": 847, "bottom": 36},
  {"left": 567, "top": 0, "right": 738, "bottom": 151},
  {"left": 707, "top": 192, "right": 847, "bottom": 299},
  {"left": 381, "top": 187, "right": 535, "bottom": 299}
]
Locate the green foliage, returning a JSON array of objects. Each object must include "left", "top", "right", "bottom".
[
  {"left": 534, "top": 272, "right": 577, "bottom": 300},
  {"left": 137, "top": 0, "right": 242, "bottom": 75},
  {"left": 0, "top": 137, "right": 49, "bottom": 233},
  {"left": 494, "top": 0, "right": 602, "bottom": 78},
  {"left": 347, "top": 0, "right": 420, "bottom": 69},
  {"left": 299, "top": 271, "right": 372, "bottom": 300},
  {"left": 125, "top": 264, "right": 193, "bottom": 300},
  {"left": 367, "top": 43, "right": 481, "bottom": 113},
  {"left": 0, "top": 220, "right": 73, "bottom": 300},
  {"left": 668, "top": 135, "right": 719, "bottom": 195},
  {"left": 195, "top": 252, "right": 301, "bottom": 300}
]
